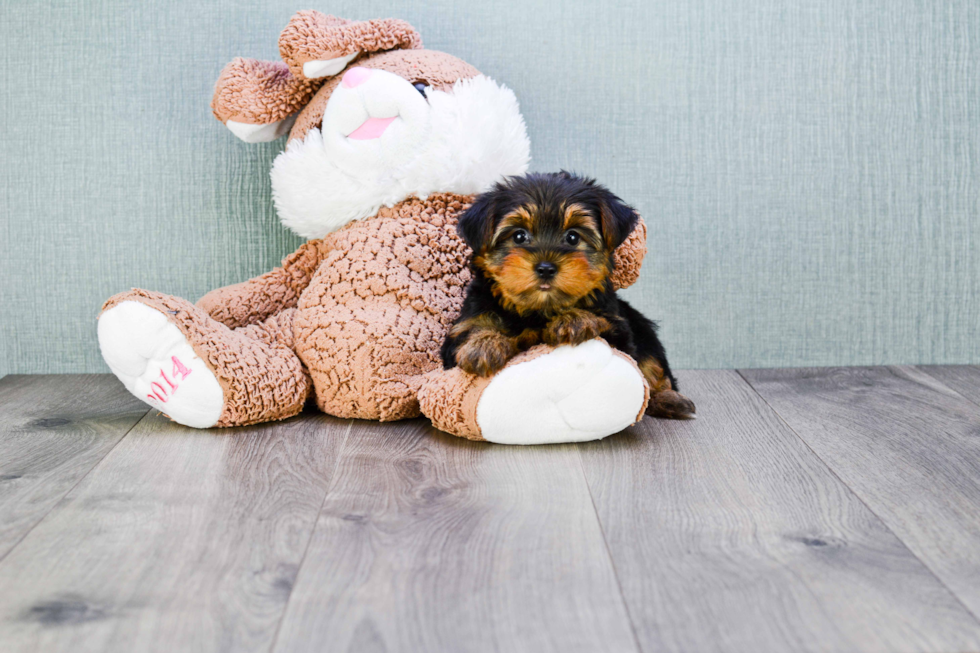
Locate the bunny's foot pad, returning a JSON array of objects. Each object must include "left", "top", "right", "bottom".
[
  {"left": 476, "top": 340, "right": 648, "bottom": 445},
  {"left": 98, "top": 301, "right": 224, "bottom": 428}
]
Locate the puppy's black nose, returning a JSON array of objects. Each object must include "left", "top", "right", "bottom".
[{"left": 535, "top": 262, "right": 558, "bottom": 279}]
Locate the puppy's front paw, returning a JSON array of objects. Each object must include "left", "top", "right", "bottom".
[
  {"left": 543, "top": 309, "right": 611, "bottom": 346},
  {"left": 456, "top": 331, "right": 518, "bottom": 377},
  {"left": 647, "top": 390, "right": 697, "bottom": 420}
]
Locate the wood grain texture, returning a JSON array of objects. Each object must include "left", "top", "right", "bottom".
[
  {"left": 272, "top": 419, "right": 638, "bottom": 653},
  {"left": 0, "top": 375, "right": 148, "bottom": 560},
  {"left": 582, "top": 369, "right": 980, "bottom": 653},
  {"left": 742, "top": 366, "right": 980, "bottom": 622},
  {"left": 919, "top": 365, "right": 980, "bottom": 406},
  {"left": 0, "top": 409, "right": 350, "bottom": 653}
]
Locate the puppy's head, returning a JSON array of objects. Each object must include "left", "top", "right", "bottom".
[{"left": 458, "top": 172, "right": 638, "bottom": 315}]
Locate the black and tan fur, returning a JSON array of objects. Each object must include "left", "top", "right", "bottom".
[{"left": 442, "top": 172, "right": 695, "bottom": 419}]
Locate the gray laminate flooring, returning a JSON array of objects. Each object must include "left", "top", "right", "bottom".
[{"left": 2, "top": 368, "right": 980, "bottom": 653}]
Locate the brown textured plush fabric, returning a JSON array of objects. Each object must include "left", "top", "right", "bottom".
[
  {"left": 102, "top": 290, "right": 311, "bottom": 427},
  {"left": 611, "top": 216, "right": 648, "bottom": 290},
  {"left": 279, "top": 12, "right": 422, "bottom": 78},
  {"left": 211, "top": 58, "right": 316, "bottom": 125},
  {"left": 197, "top": 239, "right": 332, "bottom": 329},
  {"left": 418, "top": 367, "right": 492, "bottom": 441},
  {"left": 211, "top": 11, "right": 422, "bottom": 127},
  {"left": 288, "top": 49, "right": 482, "bottom": 143},
  {"left": 236, "top": 308, "right": 301, "bottom": 349},
  {"left": 294, "top": 194, "right": 472, "bottom": 421}
]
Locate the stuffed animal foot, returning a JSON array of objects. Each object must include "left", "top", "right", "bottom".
[
  {"left": 99, "top": 298, "right": 225, "bottom": 428},
  {"left": 98, "top": 289, "right": 311, "bottom": 428},
  {"left": 420, "top": 339, "right": 649, "bottom": 444}
]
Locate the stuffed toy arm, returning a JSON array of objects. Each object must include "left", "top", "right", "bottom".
[{"left": 197, "top": 239, "right": 330, "bottom": 329}]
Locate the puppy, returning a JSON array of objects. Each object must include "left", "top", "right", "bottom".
[{"left": 442, "top": 172, "right": 696, "bottom": 419}]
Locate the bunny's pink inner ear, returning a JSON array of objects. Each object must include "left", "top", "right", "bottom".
[{"left": 279, "top": 11, "right": 422, "bottom": 80}]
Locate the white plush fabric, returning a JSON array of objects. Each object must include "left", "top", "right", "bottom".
[
  {"left": 270, "top": 72, "right": 530, "bottom": 239},
  {"left": 476, "top": 340, "right": 647, "bottom": 445},
  {"left": 98, "top": 301, "right": 224, "bottom": 428},
  {"left": 302, "top": 52, "right": 359, "bottom": 79},
  {"left": 226, "top": 115, "right": 297, "bottom": 143}
]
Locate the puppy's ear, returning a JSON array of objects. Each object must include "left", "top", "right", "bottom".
[
  {"left": 597, "top": 188, "right": 639, "bottom": 250},
  {"left": 457, "top": 192, "right": 498, "bottom": 253}
]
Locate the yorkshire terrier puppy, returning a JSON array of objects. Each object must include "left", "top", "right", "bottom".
[{"left": 442, "top": 171, "right": 696, "bottom": 419}]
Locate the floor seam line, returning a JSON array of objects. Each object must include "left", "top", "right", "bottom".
[
  {"left": 735, "top": 368, "right": 980, "bottom": 630},
  {"left": 266, "top": 418, "right": 355, "bottom": 653},
  {"left": 0, "top": 406, "right": 152, "bottom": 566},
  {"left": 576, "top": 446, "right": 645, "bottom": 653},
  {"left": 914, "top": 365, "right": 980, "bottom": 410}
]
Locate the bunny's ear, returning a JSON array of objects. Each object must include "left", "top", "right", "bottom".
[
  {"left": 212, "top": 13, "right": 422, "bottom": 143},
  {"left": 211, "top": 58, "right": 316, "bottom": 143},
  {"left": 610, "top": 216, "right": 648, "bottom": 290},
  {"left": 279, "top": 11, "right": 422, "bottom": 80}
]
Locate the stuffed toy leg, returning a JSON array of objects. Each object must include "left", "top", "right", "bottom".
[
  {"left": 419, "top": 341, "right": 650, "bottom": 444},
  {"left": 98, "top": 288, "right": 650, "bottom": 443},
  {"left": 99, "top": 290, "right": 311, "bottom": 428}
]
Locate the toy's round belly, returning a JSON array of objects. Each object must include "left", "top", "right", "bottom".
[
  {"left": 291, "top": 198, "right": 471, "bottom": 420},
  {"left": 293, "top": 258, "right": 469, "bottom": 420},
  {"left": 293, "top": 295, "right": 442, "bottom": 420}
]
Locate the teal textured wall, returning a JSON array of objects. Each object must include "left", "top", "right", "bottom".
[{"left": 1, "top": 0, "right": 978, "bottom": 376}]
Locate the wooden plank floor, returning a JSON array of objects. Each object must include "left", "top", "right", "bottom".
[{"left": 1, "top": 368, "right": 979, "bottom": 653}]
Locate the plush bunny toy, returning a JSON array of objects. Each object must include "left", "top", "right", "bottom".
[{"left": 98, "top": 11, "right": 652, "bottom": 444}]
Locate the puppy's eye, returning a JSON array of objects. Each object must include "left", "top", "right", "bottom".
[
  {"left": 412, "top": 82, "right": 428, "bottom": 98},
  {"left": 564, "top": 231, "right": 581, "bottom": 246},
  {"left": 512, "top": 229, "right": 529, "bottom": 245}
]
